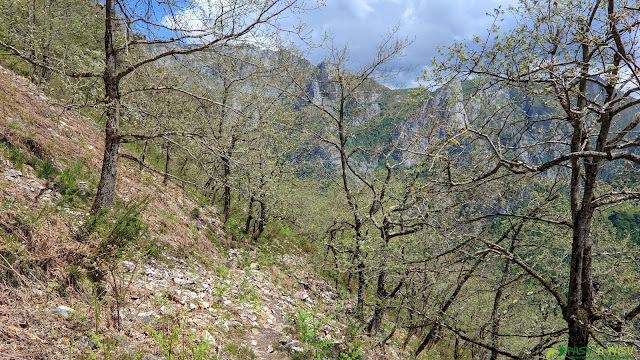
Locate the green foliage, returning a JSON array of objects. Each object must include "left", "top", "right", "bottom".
[
  {"left": 0, "top": 0, "right": 104, "bottom": 100},
  {"left": 608, "top": 209, "right": 640, "bottom": 246},
  {"left": 34, "top": 157, "right": 95, "bottom": 207},
  {"left": 0, "top": 217, "right": 31, "bottom": 286},
  {"left": 215, "top": 264, "right": 230, "bottom": 279},
  {"left": 77, "top": 333, "right": 128, "bottom": 360},
  {"left": 37, "top": 159, "right": 59, "bottom": 180},
  {"left": 57, "top": 161, "right": 88, "bottom": 195},
  {"left": 290, "top": 310, "right": 363, "bottom": 360},
  {"left": 141, "top": 237, "right": 163, "bottom": 260},
  {"left": 147, "top": 322, "right": 215, "bottom": 360},
  {"left": 83, "top": 199, "right": 148, "bottom": 263},
  {"left": 259, "top": 220, "right": 296, "bottom": 243},
  {"left": 122, "top": 141, "right": 167, "bottom": 171},
  {"left": 190, "top": 206, "right": 201, "bottom": 219},
  {"left": 351, "top": 116, "right": 400, "bottom": 150},
  {"left": 205, "top": 227, "right": 221, "bottom": 247},
  {"left": 349, "top": 93, "right": 413, "bottom": 162},
  {"left": 222, "top": 342, "right": 256, "bottom": 360},
  {"left": 0, "top": 139, "right": 45, "bottom": 171},
  {"left": 0, "top": 139, "right": 94, "bottom": 207},
  {"left": 5, "top": 144, "right": 27, "bottom": 167}
]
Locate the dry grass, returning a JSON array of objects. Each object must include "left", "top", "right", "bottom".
[
  {"left": 0, "top": 65, "right": 224, "bottom": 358},
  {"left": 0, "top": 65, "right": 400, "bottom": 360}
]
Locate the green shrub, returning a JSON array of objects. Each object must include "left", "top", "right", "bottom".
[
  {"left": 609, "top": 209, "right": 640, "bottom": 245},
  {"left": 259, "top": 220, "right": 297, "bottom": 244},
  {"left": 57, "top": 161, "right": 92, "bottom": 197},
  {"left": 290, "top": 310, "right": 363, "bottom": 360},
  {"left": 146, "top": 321, "right": 217, "bottom": 360},
  {"left": 222, "top": 342, "right": 256, "bottom": 360},
  {"left": 36, "top": 159, "right": 60, "bottom": 180},
  {"left": 141, "top": 237, "right": 163, "bottom": 260},
  {"left": 190, "top": 207, "right": 201, "bottom": 219},
  {"left": 83, "top": 199, "right": 149, "bottom": 263},
  {"left": 2, "top": 143, "right": 27, "bottom": 168}
]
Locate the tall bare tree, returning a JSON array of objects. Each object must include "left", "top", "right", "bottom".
[
  {"left": 92, "top": 0, "right": 308, "bottom": 213},
  {"left": 1, "top": 0, "right": 308, "bottom": 213},
  {"left": 282, "top": 32, "right": 412, "bottom": 319},
  {"left": 427, "top": 0, "right": 640, "bottom": 356}
]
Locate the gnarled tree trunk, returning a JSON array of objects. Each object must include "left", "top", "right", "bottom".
[{"left": 91, "top": 0, "right": 120, "bottom": 214}]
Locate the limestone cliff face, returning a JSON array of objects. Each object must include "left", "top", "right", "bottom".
[
  {"left": 304, "top": 60, "right": 389, "bottom": 119},
  {"left": 396, "top": 80, "right": 466, "bottom": 148}
]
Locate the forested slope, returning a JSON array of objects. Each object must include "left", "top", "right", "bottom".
[
  {"left": 2, "top": 0, "right": 640, "bottom": 359},
  {"left": 0, "top": 64, "right": 399, "bottom": 359}
]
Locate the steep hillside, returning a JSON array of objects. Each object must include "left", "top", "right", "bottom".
[{"left": 0, "top": 66, "right": 403, "bottom": 359}]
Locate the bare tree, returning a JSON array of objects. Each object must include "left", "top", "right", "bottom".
[
  {"left": 281, "top": 32, "right": 413, "bottom": 320},
  {"left": 427, "top": 0, "right": 640, "bottom": 356},
  {"left": 1, "top": 0, "right": 308, "bottom": 212},
  {"left": 92, "top": 0, "right": 310, "bottom": 213}
]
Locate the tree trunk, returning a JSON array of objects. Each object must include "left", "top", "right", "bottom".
[
  {"left": 336, "top": 97, "right": 366, "bottom": 321},
  {"left": 40, "top": 0, "right": 53, "bottom": 82},
  {"left": 367, "top": 229, "right": 391, "bottom": 335},
  {"left": 179, "top": 157, "right": 188, "bottom": 172},
  {"left": 29, "top": 0, "right": 38, "bottom": 83},
  {"left": 244, "top": 196, "right": 254, "bottom": 234},
  {"left": 91, "top": 0, "right": 120, "bottom": 213},
  {"left": 489, "top": 238, "right": 516, "bottom": 360},
  {"left": 402, "top": 327, "right": 415, "bottom": 351},
  {"left": 564, "top": 180, "right": 597, "bottom": 356},
  {"left": 367, "top": 267, "right": 385, "bottom": 335},
  {"left": 354, "top": 237, "right": 365, "bottom": 321},
  {"left": 139, "top": 141, "right": 148, "bottom": 170},
  {"left": 163, "top": 144, "right": 171, "bottom": 185},
  {"left": 178, "top": 157, "right": 188, "bottom": 188},
  {"left": 565, "top": 208, "right": 595, "bottom": 358},
  {"left": 564, "top": 39, "right": 600, "bottom": 354},
  {"left": 210, "top": 187, "right": 219, "bottom": 205},
  {"left": 253, "top": 199, "right": 266, "bottom": 240},
  {"left": 222, "top": 156, "right": 231, "bottom": 223},
  {"left": 221, "top": 136, "right": 236, "bottom": 224},
  {"left": 205, "top": 177, "right": 218, "bottom": 205}
]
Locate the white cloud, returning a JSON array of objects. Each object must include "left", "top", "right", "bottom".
[
  {"left": 401, "top": 6, "right": 416, "bottom": 25},
  {"left": 160, "top": 0, "right": 287, "bottom": 49},
  {"left": 348, "top": 0, "right": 375, "bottom": 19},
  {"left": 162, "top": 0, "right": 520, "bottom": 87},
  {"left": 283, "top": 0, "right": 519, "bottom": 87}
]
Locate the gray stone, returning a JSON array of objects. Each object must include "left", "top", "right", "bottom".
[
  {"left": 78, "top": 336, "right": 97, "bottom": 349},
  {"left": 173, "top": 277, "right": 193, "bottom": 286},
  {"left": 47, "top": 305, "right": 75, "bottom": 318},
  {"left": 5, "top": 169, "right": 22, "bottom": 178},
  {"left": 137, "top": 311, "right": 157, "bottom": 323},
  {"left": 142, "top": 355, "right": 166, "bottom": 360},
  {"left": 280, "top": 339, "right": 302, "bottom": 352}
]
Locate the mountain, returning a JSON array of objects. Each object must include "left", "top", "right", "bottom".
[{"left": 0, "top": 65, "right": 409, "bottom": 359}]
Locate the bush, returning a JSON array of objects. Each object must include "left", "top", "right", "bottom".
[
  {"left": 190, "top": 207, "right": 201, "bottom": 219},
  {"left": 609, "top": 209, "right": 640, "bottom": 246},
  {"left": 56, "top": 161, "right": 93, "bottom": 198},
  {"left": 83, "top": 198, "right": 149, "bottom": 263},
  {"left": 290, "top": 310, "right": 363, "bottom": 360},
  {"left": 260, "top": 220, "right": 296, "bottom": 243},
  {"left": 36, "top": 159, "right": 60, "bottom": 180}
]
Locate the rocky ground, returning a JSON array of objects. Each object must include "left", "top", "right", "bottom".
[
  {"left": 0, "top": 147, "right": 366, "bottom": 360},
  {"left": 0, "top": 64, "right": 408, "bottom": 359}
]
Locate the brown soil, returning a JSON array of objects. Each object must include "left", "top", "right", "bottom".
[{"left": 0, "top": 65, "right": 405, "bottom": 360}]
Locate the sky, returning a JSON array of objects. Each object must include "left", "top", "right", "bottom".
[
  {"left": 159, "top": 0, "right": 518, "bottom": 89},
  {"left": 287, "top": 0, "right": 517, "bottom": 88}
]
